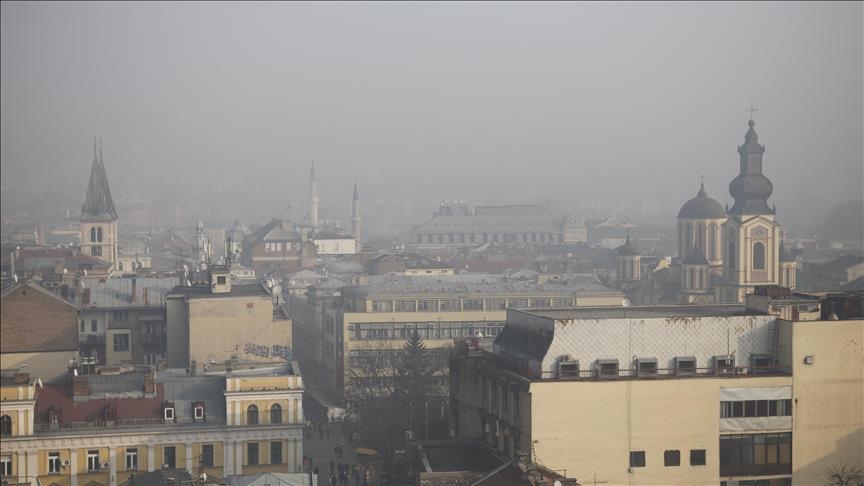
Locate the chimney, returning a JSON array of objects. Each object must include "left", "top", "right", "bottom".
[
  {"left": 82, "top": 288, "right": 91, "bottom": 306},
  {"left": 13, "top": 372, "right": 29, "bottom": 385},
  {"left": 54, "top": 260, "right": 63, "bottom": 275},
  {"left": 144, "top": 287, "right": 150, "bottom": 306},
  {"left": 143, "top": 372, "right": 155, "bottom": 394},
  {"left": 72, "top": 375, "right": 90, "bottom": 398},
  {"left": 131, "top": 278, "right": 138, "bottom": 304}
]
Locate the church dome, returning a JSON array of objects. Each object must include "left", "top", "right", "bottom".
[{"left": 677, "top": 183, "right": 726, "bottom": 219}]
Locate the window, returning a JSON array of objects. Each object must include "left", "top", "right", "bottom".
[
  {"left": 270, "top": 404, "right": 282, "bottom": 424},
  {"left": 49, "top": 453, "right": 61, "bottom": 473},
  {"left": 125, "top": 448, "right": 138, "bottom": 471},
  {"left": 690, "top": 449, "right": 706, "bottom": 466},
  {"left": 371, "top": 300, "right": 393, "bottom": 312},
  {"left": 440, "top": 300, "right": 461, "bottom": 312},
  {"left": 194, "top": 404, "right": 205, "bottom": 420},
  {"left": 664, "top": 450, "right": 680, "bottom": 467},
  {"left": 80, "top": 320, "right": 85, "bottom": 332},
  {"left": 721, "top": 399, "right": 792, "bottom": 418},
  {"left": 720, "top": 433, "right": 791, "bottom": 476},
  {"left": 508, "top": 298, "right": 529, "bottom": 309},
  {"left": 729, "top": 242, "right": 736, "bottom": 269},
  {"left": 92, "top": 246, "right": 102, "bottom": 257},
  {"left": 217, "top": 276, "right": 226, "bottom": 285},
  {"left": 0, "top": 456, "right": 10, "bottom": 476},
  {"left": 753, "top": 242, "right": 766, "bottom": 270},
  {"left": 90, "top": 227, "right": 97, "bottom": 242},
  {"left": 417, "top": 300, "right": 438, "bottom": 312},
  {"left": 270, "top": 441, "right": 282, "bottom": 464},
  {"left": 87, "top": 450, "right": 100, "bottom": 472},
  {"left": 247, "top": 405, "right": 259, "bottom": 425},
  {"left": 112, "top": 311, "right": 129, "bottom": 321},
  {"left": 91, "top": 320, "right": 98, "bottom": 332},
  {"left": 163, "top": 446, "right": 176, "bottom": 469},
  {"left": 629, "top": 451, "right": 646, "bottom": 468},
  {"left": 164, "top": 407, "right": 174, "bottom": 421},
  {"left": 201, "top": 444, "right": 214, "bottom": 467},
  {"left": 485, "top": 299, "right": 506, "bottom": 310},
  {"left": 0, "top": 416, "right": 10, "bottom": 436},
  {"left": 113, "top": 334, "right": 129, "bottom": 352},
  {"left": 97, "top": 228, "right": 103, "bottom": 243},
  {"left": 395, "top": 300, "right": 416, "bottom": 312},
  {"left": 247, "top": 443, "right": 258, "bottom": 466},
  {"left": 463, "top": 299, "right": 483, "bottom": 311}
]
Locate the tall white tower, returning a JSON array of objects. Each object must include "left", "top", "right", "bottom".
[{"left": 352, "top": 181, "right": 362, "bottom": 251}]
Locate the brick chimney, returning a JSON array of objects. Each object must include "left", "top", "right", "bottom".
[
  {"left": 72, "top": 375, "right": 90, "bottom": 398},
  {"left": 131, "top": 278, "right": 138, "bottom": 304},
  {"left": 143, "top": 372, "right": 155, "bottom": 394}
]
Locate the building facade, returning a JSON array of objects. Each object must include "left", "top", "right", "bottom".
[{"left": 0, "top": 363, "right": 305, "bottom": 486}]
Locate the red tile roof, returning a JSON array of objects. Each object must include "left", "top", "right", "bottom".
[{"left": 35, "top": 383, "right": 165, "bottom": 423}]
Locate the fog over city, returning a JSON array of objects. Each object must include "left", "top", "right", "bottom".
[{"left": 1, "top": 1, "right": 862, "bottom": 237}]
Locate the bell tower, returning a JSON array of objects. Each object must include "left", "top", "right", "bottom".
[
  {"left": 722, "top": 114, "right": 781, "bottom": 302},
  {"left": 80, "top": 138, "right": 119, "bottom": 270}
]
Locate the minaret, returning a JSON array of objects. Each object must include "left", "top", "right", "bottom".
[
  {"left": 352, "top": 181, "right": 362, "bottom": 252},
  {"left": 80, "top": 137, "right": 119, "bottom": 270},
  {"left": 309, "top": 162, "right": 319, "bottom": 233},
  {"left": 722, "top": 115, "right": 782, "bottom": 302}
]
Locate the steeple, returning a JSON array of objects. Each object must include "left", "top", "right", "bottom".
[
  {"left": 729, "top": 118, "right": 774, "bottom": 216},
  {"left": 81, "top": 137, "right": 117, "bottom": 221},
  {"left": 309, "top": 161, "right": 319, "bottom": 231},
  {"left": 352, "top": 180, "right": 362, "bottom": 252}
]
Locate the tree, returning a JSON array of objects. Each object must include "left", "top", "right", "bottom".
[
  {"left": 395, "top": 330, "right": 441, "bottom": 439},
  {"left": 827, "top": 464, "right": 864, "bottom": 486}
]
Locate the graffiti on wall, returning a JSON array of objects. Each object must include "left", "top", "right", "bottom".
[{"left": 243, "top": 343, "right": 293, "bottom": 361}]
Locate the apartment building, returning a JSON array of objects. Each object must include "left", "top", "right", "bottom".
[
  {"left": 0, "top": 362, "right": 305, "bottom": 486},
  {"left": 450, "top": 295, "right": 863, "bottom": 486}
]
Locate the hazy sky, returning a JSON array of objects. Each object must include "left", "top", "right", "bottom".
[{"left": 1, "top": 1, "right": 861, "bottom": 233}]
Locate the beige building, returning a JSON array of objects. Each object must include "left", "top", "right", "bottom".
[
  {"left": 0, "top": 362, "right": 305, "bottom": 486},
  {"left": 166, "top": 266, "right": 292, "bottom": 373},
  {"left": 290, "top": 273, "right": 623, "bottom": 412},
  {"left": 450, "top": 295, "right": 863, "bottom": 486}
]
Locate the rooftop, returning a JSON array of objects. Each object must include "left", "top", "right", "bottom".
[
  {"left": 343, "top": 273, "right": 621, "bottom": 298},
  {"left": 168, "top": 283, "right": 269, "bottom": 299},
  {"left": 521, "top": 304, "right": 752, "bottom": 320},
  {"left": 79, "top": 277, "right": 180, "bottom": 308}
]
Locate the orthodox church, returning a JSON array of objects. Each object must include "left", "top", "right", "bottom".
[{"left": 616, "top": 116, "right": 797, "bottom": 304}]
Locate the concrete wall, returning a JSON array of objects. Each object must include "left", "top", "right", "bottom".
[
  {"left": 529, "top": 376, "right": 792, "bottom": 485},
  {"left": 791, "top": 318, "right": 863, "bottom": 485},
  {"left": 187, "top": 296, "right": 291, "bottom": 370},
  {"left": 166, "top": 297, "right": 189, "bottom": 368}
]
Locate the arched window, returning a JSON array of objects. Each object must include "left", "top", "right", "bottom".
[
  {"left": 90, "top": 227, "right": 97, "bottom": 242},
  {"left": 753, "top": 242, "right": 766, "bottom": 270},
  {"left": 96, "top": 227, "right": 103, "bottom": 243},
  {"left": 247, "top": 405, "right": 258, "bottom": 425},
  {"left": 708, "top": 225, "right": 717, "bottom": 260},
  {"left": 728, "top": 242, "right": 736, "bottom": 269},
  {"left": 0, "top": 415, "right": 11, "bottom": 436},
  {"left": 270, "top": 404, "right": 282, "bottom": 424}
]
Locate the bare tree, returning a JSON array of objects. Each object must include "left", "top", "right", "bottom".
[{"left": 827, "top": 464, "right": 864, "bottom": 486}]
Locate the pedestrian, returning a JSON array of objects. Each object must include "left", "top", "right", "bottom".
[{"left": 329, "top": 460, "right": 335, "bottom": 475}]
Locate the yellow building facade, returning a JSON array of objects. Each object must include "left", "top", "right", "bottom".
[{"left": 0, "top": 364, "right": 304, "bottom": 486}]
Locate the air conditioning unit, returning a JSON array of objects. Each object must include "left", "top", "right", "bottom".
[
  {"left": 62, "top": 460, "right": 71, "bottom": 467},
  {"left": 735, "top": 367, "right": 749, "bottom": 375}
]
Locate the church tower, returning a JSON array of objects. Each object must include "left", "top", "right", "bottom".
[
  {"left": 351, "top": 181, "right": 362, "bottom": 252},
  {"left": 80, "top": 138, "right": 119, "bottom": 269},
  {"left": 615, "top": 236, "right": 641, "bottom": 283},
  {"left": 722, "top": 117, "right": 782, "bottom": 303},
  {"left": 309, "top": 162, "right": 319, "bottom": 233}
]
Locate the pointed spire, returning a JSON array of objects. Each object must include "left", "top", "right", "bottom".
[
  {"left": 81, "top": 137, "right": 117, "bottom": 221},
  {"left": 697, "top": 180, "right": 707, "bottom": 198}
]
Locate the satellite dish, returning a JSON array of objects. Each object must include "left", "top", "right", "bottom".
[
  {"left": 622, "top": 298, "right": 631, "bottom": 307},
  {"left": 554, "top": 481, "right": 563, "bottom": 486},
  {"left": 199, "top": 473, "right": 207, "bottom": 483}
]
